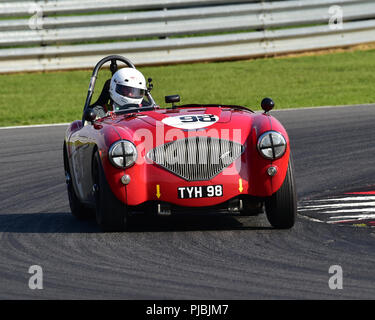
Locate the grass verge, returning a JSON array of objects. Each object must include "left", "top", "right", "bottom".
[{"left": 0, "top": 48, "right": 374, "bottom": 127}]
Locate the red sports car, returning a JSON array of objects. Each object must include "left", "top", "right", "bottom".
[{"left": 63, "top": 55, "right": 297, "bottom": 231}]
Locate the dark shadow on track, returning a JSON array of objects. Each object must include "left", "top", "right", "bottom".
[
  {"left": 0, "top": 212, "right": 273, "bottom": 233},
  {"left": 128, "top": 215, "right": 273, "bottom": 233},
  {"left": 0, "top": 212, "right": 100, "bottom": 234}
]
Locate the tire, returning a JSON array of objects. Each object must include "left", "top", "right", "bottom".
[
  {"left": 92, "top": 151, "right": 127, "bottom": 232},
  {"left": 265, "top": 155, "right": 297, "bottom": 229},
  {"left": 63, "top": 144, "right": 94, "bottom": 220}
]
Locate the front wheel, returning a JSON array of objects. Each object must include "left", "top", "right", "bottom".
[
  {"left": 265, "top": 156, "right": 297, "bottom": 229},
  {"left": 64, "top": 144, "right": 94, "bottom": 220},
  {"left": 92, "top": 151, "right": 127, "bottom": 232}
]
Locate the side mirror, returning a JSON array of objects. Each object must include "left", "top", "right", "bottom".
[
  {"left": 147, "top": 78, "right": 153, "bottom": 91},
  {"left": 261, "top": 98, "right": 275, "bottom": 113},
  {"left": 84, "top": 109, "right": 97, "bottom": 124},
  {"left": 165, "top": 95, "right": 180, "bottom": 108}
]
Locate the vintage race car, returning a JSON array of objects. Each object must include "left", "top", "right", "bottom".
[{"left": 63, "top": 55, "right": 297, "bottom": 231}]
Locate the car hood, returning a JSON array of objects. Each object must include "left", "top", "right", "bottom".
[
  {"left": 138, "top": 106, "right": 232, "bottom": 128},
  {"left": 105, "top": 105, "right": 278, "bottom": 146}
]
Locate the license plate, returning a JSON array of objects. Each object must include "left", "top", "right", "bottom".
[{"left": 177, "top": 185, "right": 223, "bottom": 199}]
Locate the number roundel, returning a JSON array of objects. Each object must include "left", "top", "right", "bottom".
[{"left": 162, "top": 114, "right": 219, "bottom": 129}]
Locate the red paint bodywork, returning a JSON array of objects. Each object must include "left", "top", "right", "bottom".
[{"left": 65, "top": 105, "right": 291, "bottom": 208}]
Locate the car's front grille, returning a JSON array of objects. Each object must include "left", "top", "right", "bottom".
[{"left": 147, "top": 137, "right": 243, "bottom": 181}]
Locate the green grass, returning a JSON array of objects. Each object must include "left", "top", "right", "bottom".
[{"left": 1, "top": 48, "right": 375, "bottom": 127}]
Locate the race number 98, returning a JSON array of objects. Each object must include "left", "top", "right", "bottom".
[
  {"left": 162, "top": 114, "right": 219, "bottom": 129},
  {"left": 179, "top": 115, "right": 217, "bottom": 123}
]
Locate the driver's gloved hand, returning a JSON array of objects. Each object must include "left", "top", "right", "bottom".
[{"left": 92, "top": 105, "right": 107, "bottom": 119}]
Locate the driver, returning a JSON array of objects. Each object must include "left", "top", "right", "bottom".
[
  {"left": 110, "top": 67, "right": 147, "bottom": 111},
  {"left": 90, "top": 67, "right": 147, "bottom": 117}
]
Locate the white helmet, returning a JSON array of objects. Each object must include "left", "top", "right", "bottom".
[{"left": 109, "top": 67, "right": 147, "bottom": 110}]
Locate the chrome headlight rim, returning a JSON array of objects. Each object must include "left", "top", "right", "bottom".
[
  {"left": 108, "top": 140, "right": 138, "bottom": 169},
  {"left": 257, "top": 131, "right": 287, "bottom": 160}
]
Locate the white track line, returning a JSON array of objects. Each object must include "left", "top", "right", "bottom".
[
  {"left": 0, "top": 123, "right": 70, "bottom": 130},
  {"left": 272, "top": 103, "right": 375, "bottom": 112},
  {"left": 327, "top": 219, "right": 362, "bottom": 224},
  {"left": 299, "top": 202, "right": 375, "bottom": 210},
  {"left": 310, "top": 196, "right": 375, "bottom": 202},
  {"left": 322, "top": 209, "right": 375, "bottom": 215},
  {"left": 329, "top": 213, "right": 375, "bottom": 219}
]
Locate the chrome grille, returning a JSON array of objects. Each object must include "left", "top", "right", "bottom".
[{"left": 147, "top": 137, "right": 243, "bottom": 181}]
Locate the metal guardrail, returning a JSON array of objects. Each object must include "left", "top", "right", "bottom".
[
  {"left": 0, "top": 0, "right": 260, "bottom": 16},
  {"left": 0, "top": 0, "right": 374, "bottom": 73},
  {"left": 0, "top": 0, "right": 357, "bottom": 31}
]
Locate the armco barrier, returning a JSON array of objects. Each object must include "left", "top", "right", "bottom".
[{"left": 0, "top": 0, "right": 374, "bottom": 73}]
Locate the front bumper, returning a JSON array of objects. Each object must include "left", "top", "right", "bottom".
[
  {"left": 103, "top": 146, "right": 290, "bottom": 208},
  {"left": 122, "top": 157, "right": 278, "bottom": 207}
]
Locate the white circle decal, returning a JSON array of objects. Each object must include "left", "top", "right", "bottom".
[{"left": 162, "top": 114, "right": 219, "bottom": 129}]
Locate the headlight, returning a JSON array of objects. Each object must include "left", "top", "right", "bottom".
[
  {"left": 108, "top": 140, "right": 137, "bottom": 169},
  {"left": 257, "top": 131, "right": 287, "bottom": 160}
]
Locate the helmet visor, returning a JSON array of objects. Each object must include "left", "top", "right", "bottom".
[{"left": 115, "top": 84, "right": 145, "bottom": 99}]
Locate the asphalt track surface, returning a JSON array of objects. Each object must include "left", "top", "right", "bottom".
[{"left": 0, "top": 104, "right": 375, "bottom": 300}]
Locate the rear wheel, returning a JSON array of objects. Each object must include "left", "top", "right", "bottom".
[
  {"left": 92, "top": 151, "right": 127, "bottom": 232},
  {"left": 63, "top": 144, "right": 94, "bottom": 220},
  {"left": 265, "top": 156, "right": 297, "bottom": 229}
]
